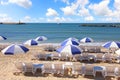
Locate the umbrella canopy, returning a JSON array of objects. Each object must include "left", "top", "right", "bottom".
[
  {"left": 102, "top": 41, "right": 120, "bottom": 49},
  {"left": 61, "top": 38, "right": 79, "bottom": 46},
  {"left": 35, "top": 36, "right": 47, "bottom": 41},
  {"left": 1, "top": 44, "right": 29, "bottom": 55},
  {"left": 0, "top": 36, "right": 7, "bottom": 40},
  {"left": 115, "top": 49, "right": 120, "bottom": 55},
  {"left": 56, "top": 45, "right": 82, "bottom": 55},
  {"left": 66, "top": 37, "right": 78, "bottom": 41},
  {"left": 24, "top": 39, "right": 38, "bottom": 46},
  {"left": 79, "top": 37, "right": 93, "bottom": 43}
]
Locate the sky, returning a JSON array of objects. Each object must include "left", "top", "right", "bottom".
[{"left": 0, "top": 0, "right": 120, "bottom": 23}]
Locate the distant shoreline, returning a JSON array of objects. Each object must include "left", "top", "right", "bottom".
[
  {"left": 0, "top": 22, "right": 25, "bottom": 25},
  {"left": 1, "top": 22, "right": 120, "bottom": 27},
  {"left": 79, "top": 23, "right": 120, "bottom": 27}
]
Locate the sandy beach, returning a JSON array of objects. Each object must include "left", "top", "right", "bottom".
[{"left": 0, "top": 43, "right": 119, "bottom": 80}]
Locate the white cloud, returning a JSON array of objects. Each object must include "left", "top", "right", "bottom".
[
  {"left": 61, "top": 6, "right": 75, "bottom": 15},
  {"left": 61, "top": 0, "right": 89, "bottom": 16},
  {"left": 0, "top": 1, "right": 9, "bottom": 5},
  {"left": 46, "top": 8, "right": 59, "bottom": 16},
  {"left": 89, "top": 0, "right": 112, "bottom": 16},
  {"left": 78, "top": 7, "right": 90, "bottom": 17},
  {"left": 0, "top": 13, "right": 13, "bottom": 22},
  {"left": 114, "top": 0, "right": 120, "bottom": 10},
  {"left": 84, "top": 16, "right": 94, "bottom": 21},
  {"left": 0, "top": 0, "right": 32, "bottom": 8}
]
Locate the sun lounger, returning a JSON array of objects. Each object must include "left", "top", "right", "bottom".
[
  {"left": 83, "top": 64, "right": 95, "bottom": 77},
  {"left": 103, "top": 66, "right": 117, "bottom": 79},
  {"left": 71, "top": 64, "right": 84, "bottom": 78},
  {"left": 103, "top": 53, "right": 112, "bottom": 62},
  {"left": 23, "top": 62, "right": 34, "bottom": 75},
  {"left": 31, "top": 53, "right": 40, "bottom": 60},
  {"left": 93, "top": 66, "right": 105, "bottom": 77},
  {"left": 32, "top": 64, "right": 44, "bottom": 75},
  {"left": 42, "top": 63, "right": 55, "bottom": 76},
  {"left": 54, "top": 63, "right": 65, "bottom": 77},
  {"left": 64, "top": 62, "right": 73, "bottom": 76},
  {"left": 38, "top": 53, "right": 48, "bottom": 60},
  {"left": 95, "top": 53, "right": 104, "bottom": 62},
  {"left": 44, "top": 45, "right": 56, "bottom": 52},
  {"left": 87, "top": 54, "right": 96, "bottom": 62},
  {"left": 80, "top": 53, "right": 89, "bottom": 61},
  {"left": 73, "top": 54, "right": 82, "bottom": 61},
  {"left": 60, "top": 53, "right": 68, "bottom": 61},
  {"left": 52, "top": 53, "right": 61, "bottom": 60},
  {"left": 115, "top": 67, "right": 120, "bottom": 80},
  {"left": 13, "top": 62, "right": 26, "bottom": 75},
  {"left": 32, "top": 53, "right": 53, "bottom": 60}
]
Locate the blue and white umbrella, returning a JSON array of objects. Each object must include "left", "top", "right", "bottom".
[
  {"left": 61, "top": 38, "right": 79, "bottom": 46},
  {"left": 66, "top": 37, "right": 78, "bottom": 41},
  {"left": 1, "top": 44, "right": 29, "bottom": 55},
  {"left": 0, "top": 36, "right": 7, "bottom": 40},
  {"left": 35, "top": 36, "right": 47, "bottom": 41},
  {"left": 56, "top": 45, "right": 82, "bottom": 55},
  {"left": 102, "top": 41, "right": 120, "bottom": 49},
  {"left": 24, "top": 39, "right": 38, "bottom": 46},
  {"left": 79, "top": 37, "right": 93, "bottom": 43}
]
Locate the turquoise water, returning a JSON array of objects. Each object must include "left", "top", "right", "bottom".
[{"left": 0, "top": 23, "right": 120, "bottom": 44}]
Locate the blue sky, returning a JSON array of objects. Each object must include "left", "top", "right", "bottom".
[{"left": 0, "top": 0, "right": 120, "bottom": 23}]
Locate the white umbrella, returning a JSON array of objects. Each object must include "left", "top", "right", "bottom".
[
  {"left": 1, "top": 44, "right": 29, "bottom": 55},
  {"left": 35, "top": 36, "right": 47, "bottom": 41},
  {"left": 56, "top": 45, "right": 82, "bottom": 55},
  {"left": 102, "top": 41, "right": 120, "bottom": 53},
  {"left": 24, "top": 39, "right": 38, "bottom": 46},
  {"left": 79, "top": 37, "right": 93, "bottom": 43},
  {"left": 61, "top": 37, "right": 79, "bottom": 46},
  {"left": 102, "top": 41, "right": 120, "bottom": 49},
  {"left": 0, "top": 36, "right": 7, "bottom": 40}
]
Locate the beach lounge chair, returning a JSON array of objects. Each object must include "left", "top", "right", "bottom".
[
  {"left": 64, "top": 62, "right": 73, "bottom": 76},
  {"left": 103, "top": 53, "right": 112, "bottom": 62},
  {"left": 95, "top": 53, "right": 104, "bottom": 62},
  {"left": 87, "top": 54, "right": 96, "bottom": 62},
  {"left": 83, "top": 64, "right": 95, "bottom": 77},
  {"left": 71, "top": 64, "right": 84, "bottom": 78},
  {"left": 60, "top": 53, "right": 68, "bottom": 61},
  {"left": 52, "top": 53, "right": 61, "bottom": 60},
  {"left": 23, "top": 62, "right": 34, "bottom": 76},
  {"left": 54, "top": 63, "right": 65, "bottom": 77},
  {"left": 13, "top": 62, "right": 26, "bottom": 75},
  {"left": 31, "top": 53, "right": 40, "bottom": 60},
  {"left": 103, "top": 66, "right": 117, "bottom": 80},
  {"left": 32, "top": 64, "right": 44, "bottom": 75},
  {"left": 38, "top": 53, "right": 48, "bottom": 60},
  {"left": 42, "top": 63, "right": 55, "bottom": 76},
  {"left": 80, "top": 53, "right": 89, "bottom": 61},
  {"left": 44, "top": 45, "right": 56, "bottom": 52},
  {"left": 73, "top": 54, "right": 82, "bottom": 61},
  {"left": 93, "top": 66, "right": 105, "bottom": 77},
  {"left": 115, "top": 67, "right": 120, "bottom": 80}
]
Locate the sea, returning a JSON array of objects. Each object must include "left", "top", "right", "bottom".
[{"left": 0, "top": 23, "right": 120, "bottom": 46}]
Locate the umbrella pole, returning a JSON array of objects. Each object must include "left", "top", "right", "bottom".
[{"left": 108, "top": 48, "right": 110, "bottom": 54}]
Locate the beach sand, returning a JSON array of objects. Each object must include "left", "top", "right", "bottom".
[{"left": 0, "top": 44, "right": 118, "bottom": 80}]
